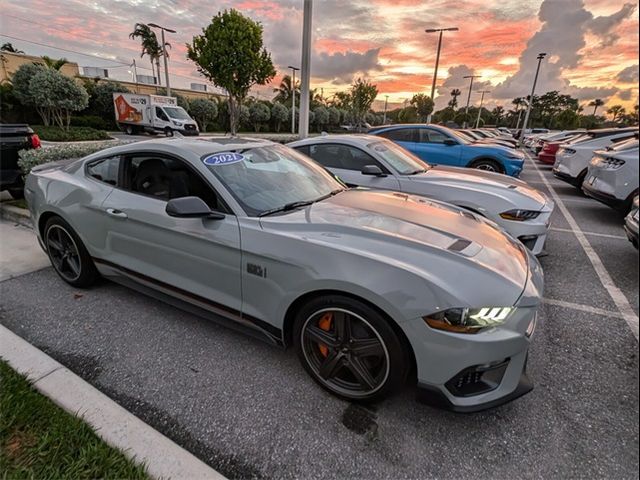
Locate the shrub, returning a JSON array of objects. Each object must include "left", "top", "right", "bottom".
[
  {"left": 32, "top": 125, "right": 111, "bottom": 142},
  {"left": 189, "top": 98, "right": 218, "bottom": 131},
  {"left": 70, "top": 115, "right": 112, "bottom": 130},
  {"left": 18, "top": 140, "right": 125, "bottom": 174},
  {"left": 29, "top": 70, "right": 89, "bottom": 128},
  {"left": 271, "top": 103, "right": 288, "bottom": 132},
  {"left": 249, "top": 102, "right": 271, "bottom": 132}
]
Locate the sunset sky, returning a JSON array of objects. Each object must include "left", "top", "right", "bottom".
[{"left": 1, "top": 0, "right": 638, "bottom": 112}]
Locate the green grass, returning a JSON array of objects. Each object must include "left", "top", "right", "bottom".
[
  {"left": 32, "top": 125, "right": 111, "bottom": 142},
  {"left": 0, "top": 361, "right": 149, "bottom": 479}
]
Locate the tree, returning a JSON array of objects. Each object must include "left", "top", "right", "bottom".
[
  {"left": 589, "top": 98, "right": 604, "bottom": 116},
  {"left": 491, "top": 106, "right": 505, "bottom": 125},
  {"left": 271, "top": 102, "right": 288, "bottom": 132},
  {"left": 607, "top": 105, "right": 625, "bottom": 122},
  {"left": 410, "top": 93, "right": 434, "bottom": 122},
  {"left": 1, "top": 43, "right": 24, "bottom": 54},
  {"left": 249, "top": 101, "right": 270, "bottom": 132},
  {"left": 349, "top": 78, "right": 377, "bottom": 128},
  {"left": 12, "top": 63, "right": 44, "bottom": 109},
  {"left": 313, "top": 106, "right": 329, "bottom": 131},
  {"left": 189, "top": 98, "right": 218, "bottom": 131},
  {"left": 129, "top": 23, "right": 165, "bottom": 86},
  {"left": 273, "top": 74, "right": 299, "bottom": 106},
  {"left": 449, "top": 88, "right": 461, "bottom": 109},
  {"left": 555, "top": 109, "right": 580, "bottom": 129},
  {"left": 29, "top": 69, "right": 89, "bottom": 129},
  {"left": 40, "top": 56, "right": 68, "bottom": 71},
  {"left": 239, "top": 104, "right": 250, "bottom": 130},
  {"left": 327, "top": 106, "right": 341, "bottom": 126},
  {"left": 187, "top": 9, "right": 276, "bottom": 135}
]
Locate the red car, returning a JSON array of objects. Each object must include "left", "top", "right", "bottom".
[{"left": 538, "top": 141, "right": 562, "bottom": 164}]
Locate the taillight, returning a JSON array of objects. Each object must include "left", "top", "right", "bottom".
[{"left": 30, "top": 134, "right": 42, "bottom": 149}]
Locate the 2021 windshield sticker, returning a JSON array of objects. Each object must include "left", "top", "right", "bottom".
[{"left": 203, "top": 152, "right": 245, "bottom": 166}]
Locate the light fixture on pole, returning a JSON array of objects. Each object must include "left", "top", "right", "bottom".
[
  {"left": 425, "top": 27, "right": 458, "bottom": 124},
  {"left": 463, "top": 74, "right": 481, "bottom": 128},
  {"left": 288, "top": 65, "right": 300, "bottom": 134},
  {"left": 475, "top": 90, "right": 490, "bottom": 128},
  {"left": 148, "top": 23, "right": 176, "bottom": 97},
  {"left": 519, "top": 52, "right": 547, "bottom": 147},
  {"left": 298, "top": 0, "right": 313, "bottom": 138}
]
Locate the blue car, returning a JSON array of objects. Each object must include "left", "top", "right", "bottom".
[{"left": 369, "top": 124, "right": 525, "bottom": 177}]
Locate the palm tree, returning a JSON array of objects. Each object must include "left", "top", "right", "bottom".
[
  {"left": 607, "top": 105, "right": 625, "bottom": 122},
  {"left": 129, "top": 23, "right": 166, "bottom": 86},
  {"left": 273, "top": 75, "right": 300, "bottom": 107},
  {"left": 492, "top": 106, "right": 504, "bottom": 124},
  {"left": 41, "top": 56, "right": 68, "bottom": 70},
  {"left": 1, "top": 43, "right": 24, "bottom": 54},
  {"left": 449, "top": 88, "right": 461, "bottom": 108},
  {"left": 589, "top": 98, "right": 604, "bottom": 116},
  {"left": 512, "top": 97, "right": 527, "bottom": 128}
]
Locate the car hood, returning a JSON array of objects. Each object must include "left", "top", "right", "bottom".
[
  {"left": 261, "top": 189, "right": 529, "bottom": 293},
  {"left": 467, "top": 142, "right": 518, "bottom": 155},
  {"left": 412, "top": 165, "right": 548, "bottom": 209}
]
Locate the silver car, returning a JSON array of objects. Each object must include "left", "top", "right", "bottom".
[
  {"left": 25, "top": 138, "right": 542, "bottom": 411},
  {"left": 289, "top": 135, "right": 554, "bottom": 255}
]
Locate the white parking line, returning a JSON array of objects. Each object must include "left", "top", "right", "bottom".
[
  {"left": 550, "top": 227, "right": 628, "bottom": 241},
  {"left": 542, "top": 298, "right": 624, "bottom": 319},
  {"left": 526, "top": 153, "right": 639, "bottom": 340}
]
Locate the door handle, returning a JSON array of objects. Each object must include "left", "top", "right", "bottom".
[{"left": 105, "top": 208, "right": 128, "bottom": 219}]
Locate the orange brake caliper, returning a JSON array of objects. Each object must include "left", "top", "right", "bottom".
[{"left": 317, "top": 312, "right": 333, "bottom": 357}]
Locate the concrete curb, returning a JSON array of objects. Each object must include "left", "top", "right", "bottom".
[
  {"left": 0, "top": 203, "right": 32, "bottom": 229},
  {"left": 0, "top": 325, "right": 225, "bottom": 480}
]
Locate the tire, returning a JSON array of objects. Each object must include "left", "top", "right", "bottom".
[
  {"left": 44, "top": 216, "right": 98, "bottom": 288},
  {"left": 293, "top": 294, "right": 408, "bottom": 402},
  {"left": 164, "top": 127, "right": 174, "bottom": 137},
  {"left": 575, "top": 169, "right": 587, "bottom": 192},
  {"left": 8, "top": 188, "right": 24, "bottom": 200},
  {"left": 470, "top": 158, "right": 503, "bottom": 174},
  {"left": 124, "top": 125, "right": 134, "bottom": 135}
]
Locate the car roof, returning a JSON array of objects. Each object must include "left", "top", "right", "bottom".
[
  {"left": 94, "top": 136, "right": 277, "bottom": 158},
  {"left": 289, "top": 134, "right": 378, "bottom": 147}
]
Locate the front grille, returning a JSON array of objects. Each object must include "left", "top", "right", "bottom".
[
  {"left": 518, "top": 235, "right": 538, "bottom": 251},
  {"left": 445, "top": 359, "right": 509, "bottom": 397},
  {"left": 184, "top": 124, "right": 197, "bottom": 130}
]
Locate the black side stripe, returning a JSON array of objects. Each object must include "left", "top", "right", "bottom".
[{"left": 92, "top": 257, "right": 283, "bottom": 341}]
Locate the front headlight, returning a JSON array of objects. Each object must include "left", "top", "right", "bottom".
[
  {"left": 499, "top": 209, "right": 541, "bottom": 221},
  {"left": 424, "top": 307, "right": 515, "bottom": 334},
  {"left": 173, "top": 121, "right": 183, "bottom": 127},
  {"left": 602, "top": 157, "right": 625, "bottom": 170}
]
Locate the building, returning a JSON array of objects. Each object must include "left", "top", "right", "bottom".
[{"left": 0, "top": 51, "right": 224, "bottom": 102}]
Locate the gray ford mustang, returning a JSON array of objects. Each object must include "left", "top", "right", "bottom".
[
  {"left": 289, "top": 135, "right": 554, "bottom": 255},
  {"left": 25, "top": 137, "right": 543, "bottom": 412}
]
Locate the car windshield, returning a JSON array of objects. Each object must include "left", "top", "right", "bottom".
[
  {"left": 607, "top": 137, "right": 639, "bottom": 151},
  {"left": 448, "top": 129, "right": 472, "bottom": 145},
  {"left": 164, "top": 107, "right": 191, "bottom": 120},
  {"left": 566, "top": 134, "right": 592, "bottom": 144},
  {"left": 367, "top": 139, "right": 430, "bottom": 174},
  {"left": 460, "top": 130, "right": 481, "bottom": 140},
  {"left": 203, "top": 144, "right": 344, "bottom": 216}
]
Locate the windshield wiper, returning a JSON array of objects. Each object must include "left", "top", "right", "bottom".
[{"left": 258, "top": 189, "right": 345, "bottom": 217}]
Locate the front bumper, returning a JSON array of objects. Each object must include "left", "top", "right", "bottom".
[
  {"left": 552, "top": 164, "right": 579, "bottom": 185},
  {"left": 178, "top": 128, "right": 200, "bottom": 136},
  {"left": 624, "top": 213, "right": 639, "bottom": 248},
  {"left": 0, "top": 169, "right": 23, "bottom": 190},
  {"left": 582, "top": 181, "right": 628, "bottom": 210}
]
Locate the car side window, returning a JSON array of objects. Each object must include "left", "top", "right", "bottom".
[
  {"left": 307, "top": 143, "right": 386, "bottom": 172},
  {"left": 122, "top": 155, "right": 225, "bottom": 211},
  {"left": 378, "top": 128, "right": 418, "bottom": 142},
  {"left": 155, "top": 107, "right": 169, "bottom": 121},
  {"left": 86, "top": 156, "right": 120, "bottom": 186},
  {"left": 419, "top": 129, "right": 449, "bottom": 144}
]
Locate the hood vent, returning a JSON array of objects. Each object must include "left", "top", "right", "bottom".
[{"left": 448, "top": 239, "right": 472, "bottom": 252}]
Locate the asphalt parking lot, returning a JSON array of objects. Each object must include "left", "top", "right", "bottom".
[{"left": 0, "top": 152, "right": 638, "bottom": 479}]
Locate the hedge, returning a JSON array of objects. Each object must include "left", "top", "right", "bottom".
[
  {"left": 18, "top": 141, "right": 125, "bottom": 174},
  {"left": 32, "top": 125, "right": 112, "bottom": 142}
]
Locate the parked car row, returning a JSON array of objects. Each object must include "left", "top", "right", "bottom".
[
  {"left": 25, "top": 133, "right": 545, "bottom": 412},
  {"left": 527, "top": 128, "right": 639, "bottom": 249}
]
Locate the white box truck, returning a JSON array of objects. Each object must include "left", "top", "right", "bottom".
[{"left": 113, "top": 93, "right": 199, "bottom": 136}]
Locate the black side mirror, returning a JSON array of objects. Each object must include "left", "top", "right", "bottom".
[
  {"left": 443, "top": 138, "right": 457, "bottom": 146},
  {"left": 166, "top": 196, "right": 224, "bottom": 219},
  {"left": 361, "top": 165, "right": 386, "bottom": 176}
]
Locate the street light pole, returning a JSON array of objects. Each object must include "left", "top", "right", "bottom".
[
  {"left": 519, "top": 52, "right": 547, "bottom": 147},
  {"left": 148, "top": 23, "right": 176, "bottom": 97},
  {"left": 463, "top": 75, "right": 480, "bottom": 128},
  {"left": 425, "top": 27, "right": 458, "bottom": 124},
  {"left": 475, "top": 90, "right": 490, "bottom": 128},
  {"left": 288, "top": 65, "right": 300, "bottom": 134},
  {"left": 298, "top": 0, "right": 313, "bottom": 138},
  {"left": 383, "top": 95, "right": 389, "bottom": 124}
]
